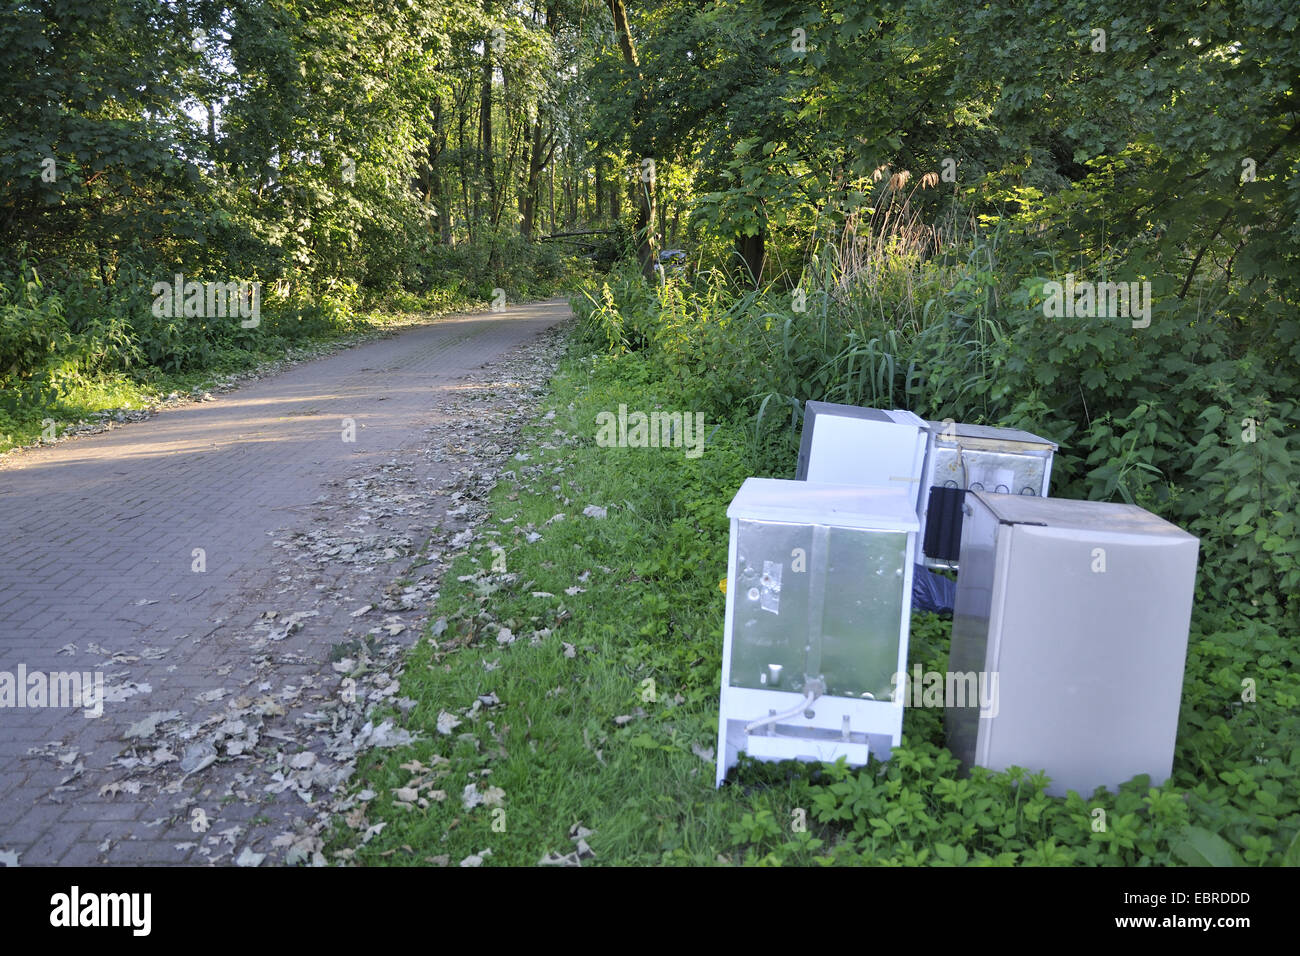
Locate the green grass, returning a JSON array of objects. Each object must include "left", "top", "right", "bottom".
[
  {"left": 329, "top": 344, "right": 759, "bottom": 864},
  {"left": 327, "top": 323, "right": 1300, "bottom": 867}
]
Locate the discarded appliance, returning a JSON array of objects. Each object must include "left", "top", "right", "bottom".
[
  {"left": 716, "top": 478, "right": 919, "bottom": 786},
  {"left": 794, "top": 401, "right": 929, "bottom": 489},
  {"left": 945, "top": 492, "right": 1199, "bottom": 797},
  {"left": 795, "top": 402, "right": 1058, "bottom": 570},
  {"left": 918, "top": 422, "right": 1057, "bottom": 569}
]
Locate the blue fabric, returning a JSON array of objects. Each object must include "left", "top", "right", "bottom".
[{"left": 912, "top": 564, "right": 956, "bottom": 615}]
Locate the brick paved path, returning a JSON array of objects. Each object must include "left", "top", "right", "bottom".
[{"left": 0, "top": 299, "right": 569, "bottom": 865}]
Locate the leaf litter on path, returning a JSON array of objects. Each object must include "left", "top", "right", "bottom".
[{"left": 47, "top": 320, "right": 571, "bottom": 867}]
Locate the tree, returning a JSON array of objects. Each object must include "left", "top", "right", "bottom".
[{"left": 606, "top": 0, "right": 657, "bottom": 281}]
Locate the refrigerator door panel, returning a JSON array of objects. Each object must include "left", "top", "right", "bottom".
[
  {"left": 731, "top": 519, "right": 812, "bottom": 694},
  {"left": 818, "top": 528, "right": 909, "bottom": 702},
  {"left": 803, "top": 417, "right": 927, "bottom": 493},
  {"left": 796, "top": 402, "right": 891, "bottom": 480},
  {"left": 730, "top": 519, "right": 909, "bottom": 701},
  {"left": 945, "top": 495, "right": 1002, "bottom": 768},
  {"left": 983, "top": 524, "right": 1200, "bottom": 796}
]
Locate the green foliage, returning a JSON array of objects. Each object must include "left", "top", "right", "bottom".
[
  {"left": 573, "top": 205, "right": 1300, "bottom": 626},
  {"left": 0, "top": 261, "right": 139, "bottom": 412},
  {"left": 568, "top": 10, "right": 1300, "bottom": 856},
  {"left": 0, "top": 0, "right": 593, "bottom": 439},
  {"left": 335, "top": 324, "right": 1298, "bottom": 866},
  {"left": 563, "top": 249, "right": 1300, "bottom": 860}
]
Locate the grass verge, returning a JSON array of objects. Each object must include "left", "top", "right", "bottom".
[{"left": 326, "top": 327, "right": 1300, "bottom": 867}]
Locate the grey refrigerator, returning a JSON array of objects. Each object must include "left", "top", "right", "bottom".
[{"left": 946, "top": 492, "right": 1200, "bottom": 797}]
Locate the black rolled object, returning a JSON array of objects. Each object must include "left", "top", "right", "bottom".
[{"left": 923, "top": 485, "right": 966, "bottom": 563}]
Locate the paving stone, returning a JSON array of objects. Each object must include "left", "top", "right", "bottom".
[
  {"left": 17, "top": 822, "right": 89, "bottom": 865},
  {"left": 0, "top": 300, "right": 570, "bottom": 864}
]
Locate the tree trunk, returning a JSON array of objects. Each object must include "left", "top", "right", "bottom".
[
  {"left": 655, "top": 172, "right": 665, "bottom": 246},
  {"left": 478, "top": 5, "right": 495, "bottom": 229},
  {"left": 566, "top": 158, "right": 578, "bottom": 227},
  {"left": 459, "top": 85, "right": 472, "bottom": 243},
  {"left": 607, "top": 0, "right": 656, "bottom": 281},
  {"left": 519, "top": 115, "right": 533, "bottom": 230},
  {"left": 633, "top": 165, "right": 656, "bottom": 278},
  {"left": 520, "top": 1, "right": 558, "bottom": 239},
  {"left": 735, "top": 230, "right": 766, "bottom": 287},
  {"left": 492, "top": 74, "right": 524, "bottom": 231},
  {"left": 425, "top": 94, "right": 452, "bottom": 243}
]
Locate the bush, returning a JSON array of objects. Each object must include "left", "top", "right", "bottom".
[
  {"left": 572, "top": 222, "right": 1300, "bottom": 628},
  {"left": 0, "top": 262, "right": 139, "bottom": 412}
]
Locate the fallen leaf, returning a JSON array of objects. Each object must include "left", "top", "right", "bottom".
[
  {"left": 98, "top": 781, "right": 141, "bottom": 799},
  {"left": 103, "top": 681, "right": 151, "bottom": 702},
  {"left": 235, "top": 847, "right": 265, "bottom": 867},
  {"left": 123, "top": 710, "right": 181, "bottom": 739},
  {"left": 539, "top": 851, "right": 580, "bottom": 867},
  {"left": 180, "top": 742, "right": 217, "bottom": 775},
  {"left": 356, "top": 719, "right": 418, "bottom": 748},
  {"left": 436, "top": 711, "right": 462, "bottom": 735},
  {"left": 461, "top": 783, "right": 485, "bottom": 809}
]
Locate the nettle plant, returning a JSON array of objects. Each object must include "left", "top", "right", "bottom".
[
  {"left": 985, "top": 275, "right": 1299, "bottom": 626},
  {"left": 1184, "top": 402, "right": 1299, "bottom": 619}
]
